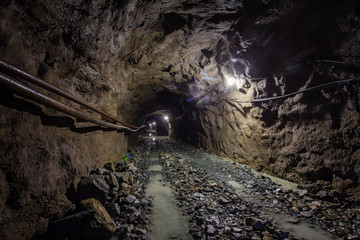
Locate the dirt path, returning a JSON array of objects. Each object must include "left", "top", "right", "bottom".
[{"left": 145, "top": 156, "right": 190, "bottom": 240}]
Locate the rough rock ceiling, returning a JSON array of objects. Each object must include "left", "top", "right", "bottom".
[{"left": 2, "top": 0, "right": 359, "bottom": 114}]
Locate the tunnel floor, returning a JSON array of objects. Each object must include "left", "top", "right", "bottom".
[
  {"left": 43, "top": 139, "right": 359, "bottom": 240},
  {"left": 145, "top": 155, "right": 190, "bottom": 239},
  {"left": 137, "top": 139, "right": 337, "bottom": 240}
]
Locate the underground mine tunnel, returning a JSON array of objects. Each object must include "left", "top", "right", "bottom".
[{"left": 1, "top": 0, "right": 360, "bottom": 239}]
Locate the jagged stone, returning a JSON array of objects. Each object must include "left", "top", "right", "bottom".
[
  {"left": 104, "top": 162, "right": 116, "bottom": 173},
  {"left": 80, "top": 198, "right": 117, "bottom": 240},
  {"left": 207, "top": 225, "right": 216, "bottom": 235},
  {"left": 77, "top": 175, "right": 110, "bottom": 203},
  {"left": 104, "top": 202, "right": 121, "bottom": 219},
  {"left": 104, "top": 172, "right": 120, "bottom": 193}
]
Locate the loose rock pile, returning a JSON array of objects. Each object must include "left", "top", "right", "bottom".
[
  {"left": 159, "top": 140, "right": 360, "bottom": 240},
  {"left": 41, "top": 148, "right": 151, "bottom": 240},
  {"left": 178, "top": 146, "right": 360, "bottom": 239},
  {"left": 160, "top": 152, "right": 295, "bottom": 240},
  {"left": 41, "top": 139, "right": 360, "bottom": 240}
]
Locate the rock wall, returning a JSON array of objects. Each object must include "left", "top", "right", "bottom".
[
  {"left": 0, "top": 95, "right": 127, "bottom": 240},
  {"left": 178, "top": 0, "right": 360, "bottom": 196},
  {"left": 0, "top": 1, "right": 133, "bottom": 239},
  {"left": 182, "top": 80, "right": 360, "bottom": 195}
]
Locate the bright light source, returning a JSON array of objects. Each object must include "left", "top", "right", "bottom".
[
  {"left": 152, "top": 137, "right": 155, "bottom": 141},
  {"left": 226, "top": 77, "right": 236, "bottom": 87},
  {"left": 164, "top": 115, "right": 169, "bottom": 121},
  {"left": 153, "top": 122, "right": 156, "bottom": 125},
  {"left": 149, "top": 133, "right": 151, "bottom": 136}
]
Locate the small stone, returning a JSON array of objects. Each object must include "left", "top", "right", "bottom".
[
  {"left": 300, "top": 211, "right": 312, "bottom": 217},
  {"left": 263, "top": 231, "right": 273, "bottom": 240},
  {"left": 207, "top": 225, "right": 216, "bottom": 235},
  {"left": 266, "top": 194, "right": 275, "bottom": 199},
  {"left": 292, "top": 206, "right": 299, "bottom": 212},
  {"left": 113, "top": 172, "right": 125, "bottom": 180},
  {"left": 251, "top": 234, "right": 261, "bottom": 240},
  {"left": 244, "top": 226, "right": 253, "bottom": 232},
  {"left": 137, "top": 228, "right": 147, "bottom": 235},
  {"left": 253, "top": 221, "right": 265, "bottom": 231},
  {"left": 104, "top": 202, "right": 121, "bottom": 218},
  {"left": 193, "top": 192, "right": 206, "bottom": 198},
  {"left": 104, "top": 173, "right": 119, "bottom": 196},
  {"left": 317, "top": 190, "right": 327, "bottom": 198},
  {"left": 126, "top": 163, "right": 137, "bottom": 172},
  {"left": 127, "top": 224, "right": 134, "bottom": 233},
  {"left": 287, "top": 218, "right": 300, "bottom": 224},
  {"left": 128, "top": 214, "right": 136, "bottom": 222},
  {"left": 245, "top": 217, "right": 257, "bottom": 226},
  {"left": 104, "top": 162, "right": 115, "bottom": 172},
  {"left": 206, "top": 215, "right": 220, "bottom": 226},
  {"left": 347, "top": 235, "right": 360, "bottom": 240},
  {"left": 218, "top": 197, "right": 230, "bottom": 204},
  {"left": 233, "top": 233, "right": 243, "bottom": 238},
  {"left": 275, "top": 188, "right": 282, "bottom": 193},
  {"left": 309, "top": 201, "right": 322, "bottom": 210},
  {"left": 279, "top": 231, "right": 289, "bottom": 239},
  {"left": 224, "top": 226, "right": 231, "bottom": 233},
  {"left": 298, "top": 189, "right": 308, "bottom": 197},
  {"left": 124, "top": 195, "right": 137, "bottom": 204}
]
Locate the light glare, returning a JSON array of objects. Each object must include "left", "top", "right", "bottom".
[{"left": 226, "top": 77, "right": 236, "bottom": 87}]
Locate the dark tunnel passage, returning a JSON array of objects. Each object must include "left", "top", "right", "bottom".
[{"left": 1, "top": 0, "right": 360, "bottom": 240}]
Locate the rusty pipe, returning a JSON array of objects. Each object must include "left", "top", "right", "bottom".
[
  {"left": 0, "top": 73, "right": 141, "bottom": 132},
  {"left": 0, "top": 59, "right": 143, "bottom": 130}
]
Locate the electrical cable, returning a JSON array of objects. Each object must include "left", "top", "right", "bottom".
[
  {"left": 315, "top": 60, "right": 355, "bottom": 65},
  {"left": 228, "top": 78, "right": 359, "bottom": 103},
  {"left": 0, "top": 73, "right": 143, "bottom": 132}
]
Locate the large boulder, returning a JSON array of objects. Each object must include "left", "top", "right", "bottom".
[
  {"left": 77, "top": 175, "right": 110, "bottom": 203},
  {"left": 80, "top": 198, "right": 117, "bottom": 240}
]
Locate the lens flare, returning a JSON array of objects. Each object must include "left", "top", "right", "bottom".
[
  {"left": 196, "top": 96, "right": 208, "bottom": 108},
  {"left": 226, "top": 77, "right": 236, "bottom": 86},
  {"left": 202, "top": 76, "right": 216, "bottom": 81}
]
